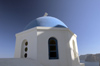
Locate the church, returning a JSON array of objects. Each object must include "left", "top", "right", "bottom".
[{"left": 0, "top": 14, "right": 85, "bottom": 66}]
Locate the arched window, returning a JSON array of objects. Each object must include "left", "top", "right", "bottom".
[{"left": 48, "top": 37, "right": 59, "bottom": 59}]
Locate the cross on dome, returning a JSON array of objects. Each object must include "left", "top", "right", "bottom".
[{"left": 43, "top": 12, "right": 48, "bottom": 16}]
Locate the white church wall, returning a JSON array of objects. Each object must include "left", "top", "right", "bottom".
[
  {"left": 68, "top": 31, "right": 81, "bottom": 66},
  {"left": 0, "top": 58, "right": 43, "bottom": 66},
  {"left": 36, "top": 27, "right": 74, "bottom": 66},
  {"left": 14, "top": 27, "right": 84, "bottom": 66},
  {"left": 15, "top": 28, "right": 37, "bottom": 60}
]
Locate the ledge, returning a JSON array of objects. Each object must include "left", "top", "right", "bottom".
[{"left": 16, "top": 27, "right": 76, "bottom": 37}]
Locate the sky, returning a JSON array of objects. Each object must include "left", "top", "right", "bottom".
[{"left": 0, "top": 0, "right": 100, "bottom": 58}]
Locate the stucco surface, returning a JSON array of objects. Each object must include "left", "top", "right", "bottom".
[
  {"left": 0, "top": 58, "right": 43, "bottom": 66},
  {"left": 14, "top": 27, "right": 84, "bottom": 66}
]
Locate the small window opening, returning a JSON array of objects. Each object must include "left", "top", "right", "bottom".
[
  {"left": 25, "top": 47, "right": 28, "bottom": 52},
  {"left": 25, "top": 42, "right": 28, "bottom": 46},
  {"left": 49, "top": 40, "right": 56, "bottom": 44},
  {"left": 50, "top": 46, "right": 56, "bottom": 51},
  {"left": 24, "top": 53, "right": 27, "bottom": 58},
  {"left": 50, "top": 52, "right": 56, "bottom": 57}
]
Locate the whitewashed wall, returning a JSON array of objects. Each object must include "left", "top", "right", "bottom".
[
  {"left": 14, "top": 27, "right": 84, "bottom": 66},
  {"left": 14, "top": 28, "right": 37, "bottom": 60}
]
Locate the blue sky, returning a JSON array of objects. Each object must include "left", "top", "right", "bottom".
[{"left": 0, "top": 0, "right": 100, "bottom": 58}]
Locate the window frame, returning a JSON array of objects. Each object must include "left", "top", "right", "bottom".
[{"left": 48, "top": 37, "right": 59, "bottom": 59}]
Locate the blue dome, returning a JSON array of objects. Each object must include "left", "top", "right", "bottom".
[{"left": 24, "top": 16, "right": 68, "bottom": 30}]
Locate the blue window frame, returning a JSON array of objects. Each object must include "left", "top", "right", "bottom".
[{"left": 48, "top": 37, "right": 59, "bottom": 59}]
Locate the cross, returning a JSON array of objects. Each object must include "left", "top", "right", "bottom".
[{"left": 44, "top": 12, "right": 48, "bottom": 16}]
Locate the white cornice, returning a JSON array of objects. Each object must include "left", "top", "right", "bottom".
[
  {"left": 16, "top": 27, "right": 77, "bottom": 37},
  {"left": 15, "top": 27, "right": 37, "bottom": 37}
]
